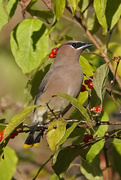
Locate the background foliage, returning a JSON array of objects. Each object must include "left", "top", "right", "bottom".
[{"left": 0, "top": 0, "right": 121, "bottom": 179}]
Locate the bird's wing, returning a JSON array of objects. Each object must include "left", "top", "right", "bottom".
[{"left": 34, "top": 69, "right": 53, "bottom": 105}]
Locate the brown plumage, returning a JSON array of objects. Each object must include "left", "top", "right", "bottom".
[{"left": 24, "top": 40, "right": 93, "bottom": 148}]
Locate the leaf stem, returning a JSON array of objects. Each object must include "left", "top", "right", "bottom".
[{"left": 32, "top": 154, "right": 54, "bottom": 180}]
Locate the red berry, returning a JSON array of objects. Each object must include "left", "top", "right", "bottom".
[
  {"left": 113, "top": 57, "right": 119, "bottom": 63},
  {"left": 49, "top": 53, "right": 55, "bottom": 58},
  {"left": 0, "top": 132, "right": 3, "bottom": 141},
  {"left": 91, "top": 106, "right": 103, "bottom": 113},
  {"left": 13, "top": 130, "right": 18, "bottom": 136},
  {"left": 89, "top": 135, "right": 93, "bottom": 139},
  {"left": 96, "top": 106, "right": 103, "bottom": 112},
  {"left": 84, "top": 79, "right": 90, "bottom": 85},
  {"left": 90, "top": 75, "right": 94, "bottom": 79},
  {"left": 2, "top": 129, "right": 5, "bottom": 134},
  {"left": 83, "top": 137, "right": 89, "bottom": 143},
  {"left": 104, "top": 133, "right": 109, "bottom": 137},
  {"left": 80, "top": 85, "right": 86, "bottom": 92},
  {"left": 18, "top": 128, "right": 22, "bottom": 132},
  {"left": 10, "top": 134, "right": 15, "bottom": 139},
  {"left": 84, "top": 134, "right": 90, "bottom": 138},
  {"left": 88, "top": 82, "right": 93, "bottom": 89},
  {"left": 52, "top": 48, "right": 58, "bottom": 55}
]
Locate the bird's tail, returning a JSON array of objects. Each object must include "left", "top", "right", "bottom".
[{"left": 24, "top": 123, "right": 44, "bottom": 149}]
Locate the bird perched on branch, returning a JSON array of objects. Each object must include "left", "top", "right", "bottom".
[{"left": 24, "top": 40, "right": 93, "bottom": 148}]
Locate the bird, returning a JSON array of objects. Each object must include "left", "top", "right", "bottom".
[{"left": 24, "top": 40, "right": 93, "bottom": 148}]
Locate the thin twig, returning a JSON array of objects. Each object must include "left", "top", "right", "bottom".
[
  {"left": 49, "top": 34, "right": 58, "bottom": 45},
  {"left": 83, "top": 51, "right": 104, "bottom": 58},
  {"left": 82, "top": 0, "right": 93, "bottom": 15},
  {"left": 110, "top": 94, "right": 121, "bottom": 113},
  {"left": 46, "top": 103, "right": 58, "bottom": 119},
  {"left": 32, "top": 154, "right": 54, "bottom": 180},
  {"left": 110, "top": 57, "right": 121, "bottom": 95},
  {"left": 105, "top": 27, "right": 114, "bottom": 54},
  {"left": 106, "top": 89, "right": 121, "bottom": 113}
]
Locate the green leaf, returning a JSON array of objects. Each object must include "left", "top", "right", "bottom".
[
  {"left": 0, "top": 0, "right": 8, "bottom": 30},
  {"left": 81, "top": 155, "right": 103, "bottom": 180},
  {"left": 10, "top": 19, "right": 49, "bottom": 74},
  {"left": 27, "top": 9, "right": 54, "bottom": 23},
  {"left": 96, "top": 111, "right": 109, "bottom": 137},
  {"left": 87, "top": 13, "right": 100, "bottom": 34},
  {"left": 50, "top": 173, "right": 59, "bottom": 180},
  {"left": 57, "top": 121, "right": 81, "bottom": 146},
  {"left": 94, "top": 0, "right": 107, "bottom": 34},
  {"left": 0, "top": 146, "right": 18, "bottom": 180},
  {"left": 79, "top": 56, "right": 94, "bottom": 76},
  {"left": 78, "top": 91, "right": 88, "bottom": 105},
  {"left": 53, "top": 0, "right": 66, "bottom": 20},
  {"left": 0, "top": 0, "right": 18, "bottom": 30},
  {"left": 56, "top": 93, "right": 92, "bottom": 128},
  {"left": 47, "top": 118, "right": 66, "bottom": 151},
  {"left": 94, "top": 0, "right": 121, "bottom": 34},
  {"left": 85, "top": 112, "right": 108, "bottom": 163},
  {"left": 67, "top": 0, "right": 79, "bottom": 15},
  {"left": 6, "top": 0, "right": 18, "bottom": 18},
  {"left": 78, "top": 0, "right": 89, "bottom": 18},
  {"left": 105, "top": 0, "right": 121, "bottom": 32},
  {"left": 93, "top": 63, "right": 109, "bottom": 105},
  {"left": 2, "top": 105, "right": 39, "bottom": 142},
  {"left": 112, "top": 139, "right": 121, "bottom": 176},
  {"left": 86, "top": 139, "right": 105, "bottom": 163},
  {"left": 52, "top": 145, "right": 90, "bottom": 177}
]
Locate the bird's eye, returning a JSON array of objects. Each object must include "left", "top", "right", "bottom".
[
  {"left": 68, "top": 42, "right": 81, "bottom": 49},
  {"left": 71, "top": 43, "right": 77, "bottom": 48}
]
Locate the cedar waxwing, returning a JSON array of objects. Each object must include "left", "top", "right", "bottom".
[{"left": 24, "top": 41, "right": 93, "bottom": 148}]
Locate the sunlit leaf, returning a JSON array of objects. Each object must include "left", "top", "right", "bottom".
[
  {"left": 47, "top": 118, "right": 66, "bottom": 151},
  {"left": 96, "top": 111, "right": 109, "bottom": 137},
  {"left": 93, "top": 63, "right": 109, "bottom": 105},
  {"left": 94, "top": 0, "right": 107, "bottom": 34},
  {"left": 57, "top": 121, "right": 81, "bottom": 146},
  {"left": 56, "top": 93, "right": 92, "bottom": 128},
  {"left": 112, "top": 139, "right": 121, "bottom": 177},
  {"left": 1, "top": 105, "right": 39, "bottom": 142},
  {"left": 0, "top": 0, "right": 18, "bottom": 30},
  {"left": 11, "top": 19, "right": 49, "bottom": 74},
  {"left": 53, "top": 0, "right": 66, "bottom": 20},
  {"left": 52, "top": 145, "right": 90, "bottom": 177},
  {"left": 94, "top": 0, "right": 121, "bottom": 34},
  {"left": 86, "top": 139, "right": 105, "bottom": 163},
  {"left": 81, "top": 155, "right": 103, "bottom": 180},
  {"left": 67, "top": 0, "right": 79, "bottom": 15},
  {"left": 87, "top": 13, "right": 100, "bottom": 34},
  {"left": 0, "top": 146, "right": 18, "bottom": 180}
]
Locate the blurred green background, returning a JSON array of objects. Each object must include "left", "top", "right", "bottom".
[{"left": 0, "top": 1, "right": 121, "bottom": 179}]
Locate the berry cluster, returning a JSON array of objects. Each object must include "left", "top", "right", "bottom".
[
  {"left": 91, "top": 106, "right": 103, "bottom": 113},
  {"left": 49, "top": 48, "right": 58, "bottom": 58},
  {"left": 83, "top": 134, "right": 93, "bottom": 143},
  {"left": 0, "top": 129, "right": 19, "bottom": 142},
  {"left": 113, "top": 56, "right": 120, "bottom": 63},
  {"left": 80, "top": 75, "right": 94, "bottom": 92}
]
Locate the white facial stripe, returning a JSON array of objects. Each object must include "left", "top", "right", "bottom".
[
  {"left": 76, "top": 44, "right": 89, "bottom": 50},
  {"left": 70, "top": 45, "right": 75, "bottom": 49},
  {"left": 70, "top": 44, "right": 91, "bottom": 50}
]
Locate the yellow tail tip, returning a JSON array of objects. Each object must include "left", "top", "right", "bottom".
[
  {"left": 24, "top": 144, "right": 32, "bottom": 149},
  {"left": 24, "top": 143, "right": 40, "bottom": 149},
  {"left": 32, "top": 143, "right": 40, "bottom": 148}
]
